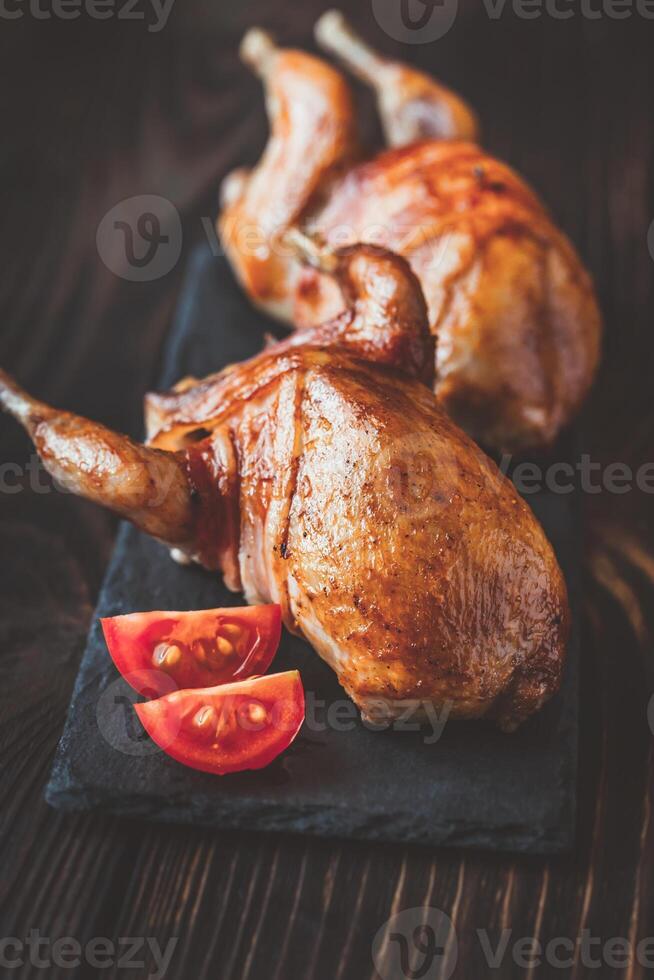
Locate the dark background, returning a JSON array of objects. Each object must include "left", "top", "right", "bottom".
[{"left": 1, "top": 0, "right": 653, "bottom": 977}]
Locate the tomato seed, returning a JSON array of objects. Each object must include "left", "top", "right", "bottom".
[
  {"left": 216, "top": 637, "right": 234, "bottom": 657},
  {"left": 221, "top": 623, "right": 243, "bottom": 641},
  {"left": 248, "top": 703, "right": 267, "bottom": 725},
  {"left": 152, "top": 643, "right": 183, "bottom": 669},
  {"left": 192, "top": 639, "right": 208, "bottom": 664},
  {"left": 194, "top": 705, "right": 217, "bottom": 730}
]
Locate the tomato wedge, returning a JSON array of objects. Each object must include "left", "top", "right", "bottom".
[
  {"left": 101, "top": 605, "right": 281, "bottom": 697},
  {"left": 134, "top": 671, "right": 305, "bottom": 774}
]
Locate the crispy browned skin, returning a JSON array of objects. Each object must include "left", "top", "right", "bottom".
[
  {"left": 219, "top": 27, "right": 356, "bottom": 320},
  {"left": 0, "top": 246, "right": 569, "bottom": 731},
  {"left": 309, "top": 141, "right": 602, "bottom": 454},
  {"left": 148, "top": 349, "right": 569, "bottom": 732},
  {"left": 219, "top": 17, "right": 602, "bottom": 454},
  {"left": 145, "top": 244, "right": 434, "bottom": 443},
  {"left": 275, "top": 238, "right": 435, "bottom": 386}
]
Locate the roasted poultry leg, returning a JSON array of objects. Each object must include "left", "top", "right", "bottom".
[
  {"left": 0, "top": 245, "right": 569, "bottom": 731},
  {"left": 219, "top": 26, "right": 356, "bottom": 323},
  {"left": 315, "top": 9, "right": 480, "bottom": 147},
  {"left": 0, "top": 370, "right": 194, "bottom": 549},
  {"left": 219, "top": 15, "right": 601, "bottom": 455}
]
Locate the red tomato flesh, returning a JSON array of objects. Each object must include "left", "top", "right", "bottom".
[
  {"left": 134, "top": 671, "right": 305, "bottom": 775},
  {"left": 101, "top": 605, "right": 281, "bottom": 697}
]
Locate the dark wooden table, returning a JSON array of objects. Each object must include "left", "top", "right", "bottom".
[{"left": 1, "top": 2, "right": 653, "bottom": 977}]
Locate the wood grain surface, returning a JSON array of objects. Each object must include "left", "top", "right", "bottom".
[{"left": 0, "top": 1, "right": 653, "bottom": 977}]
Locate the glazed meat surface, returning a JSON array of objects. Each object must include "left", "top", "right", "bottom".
[
  {"left": 219, "top": 14, "right": 601, "bottom": 453},
  {"left": 0, "top": 245, "right": 569, "bottom": 731},
  {"left": 306, "top": 141, "right": 601, "bottom": 454},
  {"left": 148, "top": 348, "right": 569, "bottom": 731}
]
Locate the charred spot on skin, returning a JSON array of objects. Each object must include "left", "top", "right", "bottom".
[
  {"left": 185, "top": 427, "right": 212, "bottom": 445},
  {"left": 280, "top": 541, "right": 288, "bottom": 559},
  {"left": 473, "top": 165, "right": 505, "bottom": 194}
]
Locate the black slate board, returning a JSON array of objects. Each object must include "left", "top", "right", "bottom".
[{"left": 46, "top": 244, "right": 579, "bottom": 854}]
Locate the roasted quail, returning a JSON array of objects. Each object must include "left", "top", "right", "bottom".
[
  {"left": 0, "top": 245, "right": 569, "bottom": 730},
  {"left": 219, "top": 12, "right": 601, "bottom": 454}
]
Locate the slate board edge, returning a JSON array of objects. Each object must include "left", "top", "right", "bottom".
[
  {"left": 46, "top": 519, "right": 579, "bottom": 854},
  {"left": 45, "top": 745, "right": 574, "bottom": 854},
  {"left": 45, "top": 549, "right": 578, "bottom": 855}
]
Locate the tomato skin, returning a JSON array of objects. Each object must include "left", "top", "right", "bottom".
[
  {"left": 134, "top": 671, "right": 305, "bottom": 775},
  {"left": 101, "top": 605, "right": 281, "bottom": 697}
]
